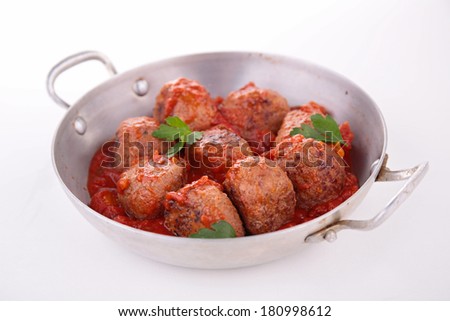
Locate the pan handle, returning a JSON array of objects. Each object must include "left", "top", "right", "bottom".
[
  {"left": 305, "top": 156, "right": 429, "bottom": 243},
  {"left": 46, "top": 51, "right": 117, "bottom": 109}
]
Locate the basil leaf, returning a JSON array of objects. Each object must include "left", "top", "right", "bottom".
[{"left": 189, "top": 220, "right": 237, "bottom": 239}]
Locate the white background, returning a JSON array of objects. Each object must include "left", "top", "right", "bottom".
[{"left": 0, "top": 0, "right": 449, "bottom": 300}]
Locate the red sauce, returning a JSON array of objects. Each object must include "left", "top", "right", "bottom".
[
  {"left": 340, "top": 121, "right": 354, "bottom": 170},
  {"left": 87, "top": 111, "right": 360, "bottom": 236},
  {"left": 114, "top": 215, "right": 173, "bottom": 236},
  {"left": 186, "top": 162, "right": 229, "bottom": 184},
  {"left": 89, "top": 188, "right": 125, "bottom": 219},
  {"left": 87, "top": 146, "right": 122, "bottom": 197},
  {"left": 186, "top": 166, "right": 209, "bottom": 184}
]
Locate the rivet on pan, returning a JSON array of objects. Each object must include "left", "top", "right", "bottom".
[
  {"left": 324, "top": 230, "right": 337, "bottom": 243},
  {"left": 74, "top": 116, "right": 87, "bottom": 135},
  {"left": 133, "top": 78, "right": 149, "bottom": 96}
]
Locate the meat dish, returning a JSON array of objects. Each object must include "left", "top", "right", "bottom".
[{"left": 87, "top": 78, "right": 359, "bottom": 238}]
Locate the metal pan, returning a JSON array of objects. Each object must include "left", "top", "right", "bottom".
[{"left": 47, "top": 51, "right": 428, "bottom": 269}]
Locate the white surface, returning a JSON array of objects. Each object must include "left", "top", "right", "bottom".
[{"left": 0, "top": 0, "right": 449, "bottom": 300}]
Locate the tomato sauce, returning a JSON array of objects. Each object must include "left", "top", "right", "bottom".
[
  {"left": 340, "top": 121, "right": 354, "bottom": 169},
  {"left": 87, "top": 146, "right": 122, "bottom": 197},
  {"left": 186, "top": 161, "right": 229, "bottom": 184},
  {"left": 186, "top": 165, "right": 209, "bottom": 184},
  {"left": 87, "top": 119, "right": 359, "bottom": 236}
]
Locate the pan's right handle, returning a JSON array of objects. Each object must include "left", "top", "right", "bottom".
[
  {"left": 46, "top": 51, "right": 117, "bottom": 109},
  {"left": 305, "top": 156, "right": 429, "bottom": 243}
]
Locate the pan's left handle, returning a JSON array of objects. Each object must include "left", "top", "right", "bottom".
[{"left": 46, "top": 51, "right": 117, "bottom": 109}]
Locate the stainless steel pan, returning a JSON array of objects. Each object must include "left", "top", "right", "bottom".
[{"left": 47, "top": 51, "right": 428, "bottom": 269}]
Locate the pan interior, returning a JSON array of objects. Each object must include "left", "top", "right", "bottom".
[{"left": 53, "top": 52, "right": 386, "bottom": 205}]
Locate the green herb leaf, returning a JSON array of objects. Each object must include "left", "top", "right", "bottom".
[
  {"left": 166, "top": 141, "right": 184, "bottom": 158},
  {"left": 186, "top": 131, "right": 203, "bottom": 145},
  {"left": 290, "top": 114, "right": 344, "bottom": 144},
  {"left": 152, "top": 124, "right": 181, "bottom": 140},
  {"left": 165, "top": 116, "right": 190, "bottom": 131},
  {"left": 189, "top": 220, "right": 237, "bottom": 239},
  {"left": 290, "top": 124, "right": 323, "bottom": 141},
  {"left": 152, "top": 116, "right": 203, "bottom": 157},
  {"left": 310, "top": 114, "right": 343, "bottom": 142}
]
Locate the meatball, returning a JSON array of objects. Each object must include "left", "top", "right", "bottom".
[
  {"left": 271, "top": 136, "right": 346, "bottom": 210},
  {"left": 115, "top": 116, "right": 164, "bottom": 169},
  {"left": 276, "top": 101, "right": 327, "bottom": 143},
  {"left": 116, "top": 156, "right": 186, "bottom": 219},
  {"left": 223, "top": 156, "right": 295, "bottom": 235},
  {"left": 164, "top": 176, "right": 245, "bottom": 237},
  {"left": 219, "top": 82, "right": 289, "bottom": 150},
  {"left": 187, "top": 125, "right": 253, "bottom": 183},
  {"left": 154, "top": 78, "right": 218, "bottom": 131}
]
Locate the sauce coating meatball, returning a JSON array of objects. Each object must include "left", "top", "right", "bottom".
[
  {"left": 271, "top": 136, "right": 346, "bottom": 210},
  {"left": 154, "top": 78, "right": 218, "bottom": 131},
  {"left": 116, "top": 156, "right": 186, "bottom": 219},
  {"left": 116, "top": 116, "right": 164, "bottom": 169},
  {"left": 276, "top": 101, "right": 327, "bottom": 143},
  {"left": 223, "top": 156, "right": 295, "bottom": 235},
  {"left": 89, "top": 188, "right": 125, "bottom": 219},
  {"left": 219, "top": 82, "right": 289, "bottom": 151},
  {"left": 187, "top": 125, "right": 253, "bottom": 183},
  {"left": 87, "top": 146, "right": 123, "bottom": 197},
  {"left": 164, "top": 176, "right": 245, "bottom": 237}
]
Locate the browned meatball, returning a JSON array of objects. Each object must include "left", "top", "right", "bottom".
[
  {"left": 154, "top": 78, "right": 218, "bottom": 131},
  {"left": 116, "top": 116, "right": 164, "bottom": 169},
  {"left": 223, "top": 156, "right": 295, "bottom": 235},
  {"left": 219, "top": 82, "right": 289, "bottom": 149},
  {"left": 270, "top": 136, "right": 346, "bottom": 210},
  {"left": 276, "top": 101, "right": 327, "bottom": 143},
  {"left": 164, "top": 176, "right": 245, "bottom": 237},
  {"left": 116, "top": 156, "right": 186, "bottom": 219},
  {"left": 187, "top": 125, "right": 253, "bottom": 183}
]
